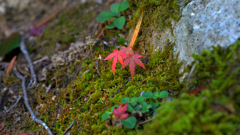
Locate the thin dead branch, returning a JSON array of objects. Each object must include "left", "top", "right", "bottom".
[
  {"left": 13, "top": 67, "right": 53, "bottom": 135},
  {"left": 95, "top": 60, "right": 101, "bottom": 77},
  {"left": 20, "top": 39, "right": 37, "bottom": 86},
  {"left": 111, "top": 77, "right": 131, "bottom": 98},
  {"left": 5, "top": 96, "right": 22, "bottom": 113},
  {"left": 63, "top": 119, "right": 76, "bottom": 135},
  {"left": 186, "top": 63, "right": 196, "bottom": 88},
  {"left": 138, "top": 117, "right": 154, "bottom": 125}
]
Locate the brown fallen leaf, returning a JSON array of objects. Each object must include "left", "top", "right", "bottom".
[
  {"left": 0, "top": 122, "right": 5, "bottom": 131},
  {"left": 7, "top": 55, "right": 17, "bottom": 75}
]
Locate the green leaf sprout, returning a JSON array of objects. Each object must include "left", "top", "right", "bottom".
[{"left": 96, "top": 1, "right": 129, "bottom": 29}]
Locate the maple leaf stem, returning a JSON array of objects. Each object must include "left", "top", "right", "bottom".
[{"left": 128, "top": 10, "right": 143, "bottom": 48}]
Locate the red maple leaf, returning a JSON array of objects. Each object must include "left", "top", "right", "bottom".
[
  {"left": 104, "top": 49, "right": 126, "bottom": 74},
  {"left": 113, "top": 103, "right": 129, "bottom": 120},
  {"left": 121, "top": 54, "right": 146, "bottom": 78},
  {"left": 121, "top": 46, "right": 133, "bottom": 58},
  {"left": 188, "top": 86, "right": 206, "bottom": 95}
]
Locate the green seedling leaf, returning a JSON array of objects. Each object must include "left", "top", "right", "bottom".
[
  {"left": 118, "top": 1, "right": 129, "bottom": 13},
  {"left": 127, "top": 104, "right": 135, "bottom": 113},
  {"left": 106, "top": 22, "right": 115, "bottom": 29},
  {"left": 105, "top": 111, "right": 112, "bottom": 115},
  {"left": 122, "top": 97, "right": 130, "bottom": 103},
  {"left": 159, "top": 91, "right": 169, "bottom": 98},
  {"left": 122, "top": 116, "right": 136, "bottom": 129},
  {"left": 130, "top": 97, "right": 138, "bottom": 106},
  {"left": 102, "top": 113, "right": 110, "bottom": 120},
  {"left": 0, "top": 33, "right": 21, "bottom": 57},
  {"left": 114, "top": 16, "right": 125, "bottom": 29},
  {"left": 134, "top": 105, "right": 141, "bottom": 111},
  {"left": 142, "top": 91, "right": 153, "bottom": 99},
  {"left": 111, "top": 105, "right": 119, "bottom": 112},
  {"left": 97, "top": 11, "right": 117, "bottom": 21},
  {"left": 137, "top": 96, "right": 145, "bottom": 103},
  {"left": 141, "top": 102, "right": 148, "bottom": 106},
  {"left": 110, "top": 4, "right": 120, "bottom": 15},
  {"left": 141, "top": 102, "right": 152, "bottom": 113},
  {"left": 150, "top": 101, "right": 159, "bottom": 109},
  {"left": 153, "top": 91, "right": 159, "bottom": 99}
]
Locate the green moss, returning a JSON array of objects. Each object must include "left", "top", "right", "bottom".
[
  {"left": 140, "top": 92, "right": 240, "bottom": 134},
  {"left": 16, "top": 1, "right": 240, "bottom": 134},
  {"left": 2, "top": 74, "right": 21, "bottom": 86},
  {"left": 127, "top": 0, "right": 183, "bottom": 31},
  {"left": 35, "top": 39, "right": 185, "bottom": 134},
  {"left": 139, "top": 39, "right": 240, "bottom": 134}
]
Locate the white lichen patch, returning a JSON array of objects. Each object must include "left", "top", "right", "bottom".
[{"left": 51, "top": 36, "right": 95, "bottom": 68}]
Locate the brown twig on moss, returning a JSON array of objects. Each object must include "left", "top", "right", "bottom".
[
  {"left": 95, "top": 60, "right": 101, "bottom": 77},
  {"left": 63, "top": 119, "right": 76, "bottom": 135},
  {"left": 5, "top": 95, "right": 22, "bottom": 113},
  {"left": 111, "top": 77, "right": 131, "bottom": 98},
  {"left": 137, "top": 117, "right": 154, "bottom": 125},
  {"left": 13, "top": 67, "right": 53, "bottom": 135}
]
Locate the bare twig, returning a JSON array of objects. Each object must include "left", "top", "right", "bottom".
[
  {"left": 111, "top": 77, "right": 131, "bottom": 98},
  {"left": 63, "top": 119, "right": 76, "bottom": 135},
  {"left": 32, "top": 56, "right": 50, "bottom": 65},
  {"left": 138, "top": 118, "right": 154, "bottom": 125},
  {"left": 73, "top": 62, "right": 83, "bottom": 76},
  {"left": 95, "top": 60, "right": 101, "bottom": 77},
  {"left": 20, "top": 39, "right": 37, "bottom": 86},
  {"left": 186, "top": 63, "right": 196, "bottom": 88},
  {"left": 5, "top": 96, "right": 22, "bottom": 113},
  {"left": 13, "top": 68, "right": 53, "bottom": 135},
  {"left": 0, "top": 89, "right": 9, "bottom": 112},
  {"left": 45, "top": 84, "right": 52, "bottom": 93},
  {"left": 58, "top": 74, "right": 69, "bottom": 89}
]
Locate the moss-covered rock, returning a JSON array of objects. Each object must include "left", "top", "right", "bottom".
[
  {"left": 140, "top": 39, "right": 240, "bottom": 134},
  {"left": 140, "top": 91, "right": 240, "bottom": 134},
  {"left": 127, "top": 0, "right": 182, "bottom": 31}
]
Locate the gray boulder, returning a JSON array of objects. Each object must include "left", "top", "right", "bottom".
[{"left": 174, "top": 0, "right": 240, "bottom": 67}]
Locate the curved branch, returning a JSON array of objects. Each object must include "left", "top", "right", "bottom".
[{"left": 13, "top": 68, "right": 53, "bottom": 135}]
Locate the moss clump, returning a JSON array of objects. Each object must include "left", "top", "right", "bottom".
[
  {"left": 191, "top": 40, "right": 240, "bottom": 108},
  {"left": 140, "top": 91, "right": 240, "bottom": 134},
  {"left": 36, "top": 40, "right": 186, "bottom": 134},
  {"left": 140, "top": 39, "right": 240, "bottom": 134},
  {"left": 2, "top": 74, "right": 21, "bottom": 86},
  {"left": 127, "top": 0, "right": 182, "bottom": 31}
]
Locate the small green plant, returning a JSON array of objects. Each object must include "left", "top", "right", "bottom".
[
  {"left": 101, "top": 90, "right": 169, "bottom": 129},
  {"left": 118, "top": 37, "right": 126, "bottom": 46},
  {"left": 97, "top": 1, "right": 129, "bottom": 29}
]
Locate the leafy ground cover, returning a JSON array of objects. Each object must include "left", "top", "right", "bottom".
[{"left": 0, "top": 0, "right": 239, "bottom": 135}]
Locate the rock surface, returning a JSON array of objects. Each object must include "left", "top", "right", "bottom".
[{"left": 174, "top": 0, "right": 240, "bottom": 66}]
